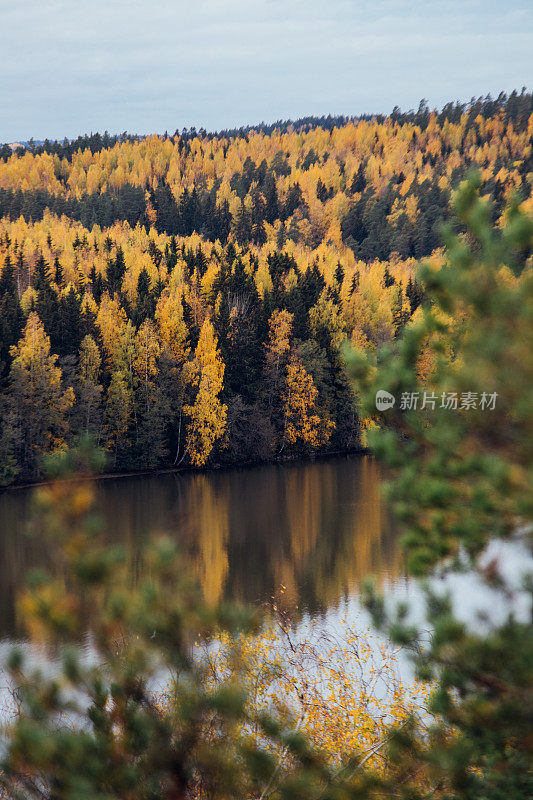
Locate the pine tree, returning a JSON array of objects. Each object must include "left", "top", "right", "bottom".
[
  {"left": 133, "top": 268, "right": 156, "bottom": 326},
  {"left": 89, "top": 264, "right": 104, "bottom": 303},
  {"left": 33, "top": 253, "right": 60, "bottom": 348},
  {"left": 381, "top": 264, "right": 395, "bottom": 288},
  {"left": 276, "top": 220, "right": 287, "bottom": 249},
  {"left": 53, "top": 255, "right": 64, "bottom": 288},
  {"left": 350, "top": 162, "right": 366, "bottom": 194},
  {"left": 334, "top": 261, "right": 345, "bottom": 288},
  {"left": 316, "top": 178, "right": 328, "bottom": 202},
  {"left": 283, "top": 182, "right": 303, "bottom": 219},
  {"left": 154, "top": 180, "right": 180, "bottom": 234},
  {"left": 347, "top": 176, "right": 533, "bottom": 799},
  {"left": 57, "top": 284, "right": 83, "bottom": 356},
  {"left": 223, "top": 297, "right": 262, "bottom": 403},
  {"left": 107, "top": 245, "right": 126, "bottom": 294},
  {"left": 263, "top": 172, "right": 279, "bottom": 223},
  {"left": 406, "top": 275, "right": 424, "bottom": 313},
  {"left": 233, "top": 202, "right": 252, "bottom": 245},
  {"left": 391, "top": 283, "right": 410, "bottom": 338}
]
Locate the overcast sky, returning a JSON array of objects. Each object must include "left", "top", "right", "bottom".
[{"left": 1, "top": 0, "right": 531, "bottom": 142}]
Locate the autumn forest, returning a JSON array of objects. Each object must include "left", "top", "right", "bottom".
[{"left": 0, "top": 91, "right": 532, "bottom": 484}]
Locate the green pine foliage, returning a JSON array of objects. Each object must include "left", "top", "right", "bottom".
[{"left": 345, "top": 174, "right": 533, "bottom": 798}]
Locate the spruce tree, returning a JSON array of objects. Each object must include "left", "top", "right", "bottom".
[
  {"left": 134, "top": 268, "right": 156, "bottom": 326},
  {"left": 0, "top": 255, "right": 23, "bottom": 379},
  {"left": 106, "top": 245, "right": 126, "bottom": 294},
  {"left": 58, "top": 285, "right": 83, "bottom": 356},
  {"left": 350, "top": 162, "right": 366, "bottom": 194},
  {"left": 34, "top": 253, "right": 61, "bottom": 348}
]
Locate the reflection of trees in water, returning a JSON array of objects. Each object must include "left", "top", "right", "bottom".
[
  {"left": 185, "top": 475, "right": 230, "bottom": 607},
  {"left": 271, "top": 457, "right": 400, "bottom": 615},
  {"left": 0, "top": 457, "right": 400, "bottom": 637},
  {"left": 0, "top": 490, "right": 36, "bottom": 638},
  {"left": 321, "top": 458, "right": 401, "bottom": 607}
]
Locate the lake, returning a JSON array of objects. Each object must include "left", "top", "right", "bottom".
[
  {"left": 2, "top": 452, "right": 528, "bottom": 656},
  {"left": 0, "top": 455, "right": 402, "bottom": 643},
  {"left": 1, "top": 450, "right": 531, "bottom": 736}
]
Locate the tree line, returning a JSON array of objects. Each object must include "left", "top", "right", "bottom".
[
  {"left": 0, "top": 234, "right": 372, "bottom": 484},
  {"left": 0, "top": 93, "right": 531, "bottom": 483},
  {"left": 0, "top": 94, "right": 531, "bottom": 264},
  {"left": 2, "top": 89, "right": 531, "bottom": 161}
]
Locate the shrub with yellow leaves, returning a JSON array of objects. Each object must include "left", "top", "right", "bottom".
[{"left": 188, "top": 615, "right": 430, "bottom": 785}]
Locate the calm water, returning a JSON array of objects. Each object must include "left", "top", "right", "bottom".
[
  {"left": 0, "top": 455, "right": 402, "bottom": 642},
  {"left": 0, "top": 452, "right": 530, "bottom": 724}
]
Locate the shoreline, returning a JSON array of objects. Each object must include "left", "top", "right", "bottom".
[{"left": 0, "top": 446, "right": 370, "bottom": 493}]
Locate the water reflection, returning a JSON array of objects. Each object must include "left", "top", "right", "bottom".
[{"left": 0, "top": 456, "right": 401, "bottom": 640}]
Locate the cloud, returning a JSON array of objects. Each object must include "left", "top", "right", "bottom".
[{"left": 1, "top": 0, "right": 531, "bottom": 140}]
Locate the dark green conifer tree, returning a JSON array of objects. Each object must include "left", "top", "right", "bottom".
[
  {"left": 233, "top": 202, "right": 252, "bottom": 245},
  {"left": 316, "top": 178, "right": 328, "bottom": 202},
  {"left": 0, "top": 255, "right": 23, "bottom": 380},
  {"left": 133, "top": 268, "right": 156, "bottom": 326},
  {"left": 106, "top": 245, "right": 126, "bottom": 294},
  {"left": 263, "top": 173, "right": 279, "bottom": 223},
  {"left": 350, "top": 162, "right": 367, "bottom": 194},
  {"left": 382, "top": 264, "right": 395, "bottom": 288},
  {"left": 34, "top": 253, "right": 61, "bottom": 347},
  {"left": 57, "top": 285, "right": 83, "bottom": 357},
  {"left": 53, "top": 255, "right": 63, "bottom": 287}
]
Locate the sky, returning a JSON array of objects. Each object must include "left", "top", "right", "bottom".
[{"left": 1, "top": 0, "right": 532, "bottom": 142}]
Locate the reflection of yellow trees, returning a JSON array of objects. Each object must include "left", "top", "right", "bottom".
[
  {"left": 273, "top": 464, "right": 331, "bottom": 610},
  {"left": 285, "top": 465, "right": 323, "bottom": 563},
  {"left": 186, "top": 475, "right": 230, "bottom": 606},
  {"left": 331, "top": 457, "right": 401, "bottom": 590},
  {"left": 314, "top": 458, "right": 402, "bottom": 607},
  {"left": 0, "top": 458, "right": 401, "bottom": 636},
  {"left": 275, "top": 458, "right": 401, "bottom": 610}
]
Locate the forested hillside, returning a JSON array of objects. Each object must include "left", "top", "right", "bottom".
[{"left": 0, "top": 92, "right": 532, "bottom": 484}]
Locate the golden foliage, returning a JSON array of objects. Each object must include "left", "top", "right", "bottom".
[
  {"left": 283, "top": 356, "right": 334, "bottom": 450},
  {"left": 183, "top": 317, "right": 227, "bottom": 466},
  {"left": 9, "top": 312, "right": 75, "bottom": 454},
  {"left": 189, "top": 618, "right": 430, "bottom": 777}
]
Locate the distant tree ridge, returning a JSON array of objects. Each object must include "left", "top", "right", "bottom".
[{"left": 0, "top": 90, "right": 531, "bottom": 482}]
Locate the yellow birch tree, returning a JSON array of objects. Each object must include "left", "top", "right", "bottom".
[
  {"left": 183, "top": 317, "right": 227, "bottom": 466},
  {"left": 282, "top": 355, "right": 333, "bottom": 451},
  {"left": 9, "top": 312, "right": 74, "bottom": 475}
]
